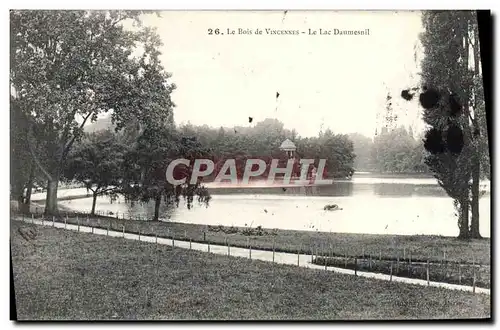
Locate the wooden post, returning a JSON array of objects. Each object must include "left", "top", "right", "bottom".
[
  {"left": 473, "top": 257, "right": 476, "bottom": 293},
  {"left": 354, "top": 258, "right": 357, "bottom": 276},
  {"left": 189, "top": 238, "right": 192, "bottom": 250},
  {"left": 396, "top": 256, "right": 400, "bottom": 273},
  {"left": 272, "top": 241, "right": 275, "bottom": 263},
  {"left": 458, "top": 264, "right": 462, "bottom": 285},
  {"left": 362, "top": 247, "right": 365, "bottom": 259},
  {"left": 310, "top": 245, "right": 313, "bottom": 263},
  {"left": 208, "top": 241, "right": 211, "bottom": 253},
  {"left": 369, "top": 255, "right": 372, "bottom": 269},
  {"left": 426, "top": 260, "right": 430, "bottom": 285},
  {"left": 249, "top": 240, "right": 252, "bottom": 260},
  {"left": 107, "top": 224, "right": 109, "bottom": 236},
  {"left": 344, "top": 253, "right": 348, "bottom": 268},
  {"left": 138, "top": 230, "right": 141, "bottom": 241},
  {"left": 78, "top": 217, "right": 80, "bottom": 232},
  {"left": 184, "top": 230, "right": 187, "bottom": 239},
  {"left": 172, "top": 233, "right": 175, "bottom": 247},
  {"left": 32, "top": 214, "right": 34, "bottom": 224},
  {"left": 227, "top": 240, "right": 230, "bottom": 256},
  {"left": 297, "top": 248, "right": 300, "bottom": 266},
  {"left": 390, "top": 262, "right": 393, "bottom": 282},
  {"left": 324, "top": 254, "right": 327, "bottom": 270},
  {"left": 92, "top": 226, "right": 94, "bottom": 234},
  {"left": 155, "top": 233, "right": 158, "bottom": 244},
  {"left": 203, "top": 231, "right": 206, "bottom": 242},
  {"left": 379, "top": 251, "right": 382, "bottom": 261},
  {"left": 64, "top": 216, "right": 67, "bottom": 229},
  {"left": 122, "top": 225, "right": 125, "bottom": 238}
]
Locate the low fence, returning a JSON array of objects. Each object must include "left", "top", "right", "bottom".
[{"left": 12, "top": 208, "right": 490, "bottom": 292}]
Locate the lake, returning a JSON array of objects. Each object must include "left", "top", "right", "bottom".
[{"left": 59, "top": 174, "right": 491, "bottom": 237}]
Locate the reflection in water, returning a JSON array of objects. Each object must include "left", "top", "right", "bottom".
[{"left": 59, "top": 176, "right": 491, "bottom": 238}]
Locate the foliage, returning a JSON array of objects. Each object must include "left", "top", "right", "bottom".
[
  {"left": 64, "top": 130, "right": 127, "bottom": 214},
  {"left": 10, "top": 10, "right": 175, "bottom": 214},
  {"left": 122, "top": 125, "right": 211, "bottom": 220}
]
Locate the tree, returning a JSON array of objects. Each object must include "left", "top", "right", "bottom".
[
  {"left": 122, "top": 126, "right": 211, "bottom": 221},
  {"left": 10, "top": 10, "right": 175, "bottom": 215},
  {"left": 401, "top": 11, "right": 487, "bottom": 238},
  {"left": 64, "top": 130, "right": 127, "bottom": 215}
]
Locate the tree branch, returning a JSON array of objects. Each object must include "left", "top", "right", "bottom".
[
  {"left": 25, "top": 117, "right": 53, "bottom": 182},
  {"left": 62, "top": 111, "right": 93, "bottom": 159}
]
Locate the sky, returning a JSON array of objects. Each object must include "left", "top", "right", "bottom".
[{"left": 135, "top": 11, "right": 425, "bottom": 138}]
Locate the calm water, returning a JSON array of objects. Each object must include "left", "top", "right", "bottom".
[{"left": 59, "top": 175, "right": 491, "bottom": 237}]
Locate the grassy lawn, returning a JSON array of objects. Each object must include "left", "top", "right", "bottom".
[
  {"left": 23, "top": 210, "right": 490, "bottom": 266},
  {"left": 11, "top": 220, "right": 490, "bottom": 320}
]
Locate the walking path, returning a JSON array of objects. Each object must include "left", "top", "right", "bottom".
[{"left": 14, "top": 216, "right": 490, "bottom": 296}]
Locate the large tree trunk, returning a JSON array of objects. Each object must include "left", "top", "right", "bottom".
[
  {"left": 458, "top": 198, "right": 470, "bottom": 239},
  {"left": 469, "top": 17, "right": 483, "bottom": 239},
  {"left": 470, "top": 156, "right": 481, "bottom": 238},
  {"left": 44, "top": 178, "right": 59, "bottom": 215},
  {"left": 91, "top": 191, "right": 98, "bottom": 215},
  {"left": 153, "top": 194, "right": 162, "bottom": 221},
  {"left": 21, "top": 163, "right": 35, "bottom": 213}
]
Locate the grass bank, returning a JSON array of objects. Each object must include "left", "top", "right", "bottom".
[
  {"left": 20, "top": 210, "right": 490, "bottom": 267},
  {"left": 11, "top": 220, "right": 490, "bottom": 320}
]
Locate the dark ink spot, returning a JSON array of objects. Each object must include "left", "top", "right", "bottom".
[
  {"left": 282, "top": 187, "right": 287, "bottom": 192},
  {"left": 276, "top": 92, "right": 280, "bottom": 99},
  {"left": 248, "top": 117, "right": 253, "bottom": 123},
  {"left": 424, "top": 128, "right": 446, "bottom": 154},
  {"left": 446, "top": 124, "right": 464, "bottom": 154},
  {"left": 419, "top": 88, "right": 441, "bottom": 109},
  {"left": 449, "top": 93, "right": 461, "bottom": 117},
  {"left": 234, "top": 128, "right": 238, "bottom": 134},
  {"left": 401, "top": 89, "right": 414, "bottom": 101}
]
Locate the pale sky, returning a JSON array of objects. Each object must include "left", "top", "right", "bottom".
[{"left": 137, "top": 11, "right": 425, "bottom": 138}]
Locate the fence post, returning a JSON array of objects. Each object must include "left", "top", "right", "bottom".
[
  {"left": 403, "top": 247, "right": 406, "bottom": 260},
  {"left": 189, "top": 238, "right": 192, "bottom": 250},
  {"left": 310, "top": 245, "right": 313, "bottom": 263},
  {"left": 396, "top": 256, "right": 400, "bottom": 273},
  {"left": 362, "top": 247, "right": 365, "bottom": 259},
  {"left": 227, "top": 239, "right": 230, "bottom": 256},
  {"left": 344, "top": 253, "right": 348, "bottom": 268},
  {"left": 354, "top": 258, "right": 357, "bottom": 276},
  {"left": 369, "top": 255, "right": 372, "bottom": 269},
  {"left": 138, "top": 230, "right": 141, "bottom": 241},
  {"left": 390, "top": 262, "right": 393, "bottom": 282},
  {"left": 208, "top": 240, "right": 211, "bottom": 253},
  {"left": 458, "top": 264, "right": 462, "bottom": 285},
  {"left": 379, "top": 251, "right": 382, "bottom": 261},
  {"left": 249, "top": 240, "right": 252, "bottom": 260},
  {"left": 297, "top": 248, "right": 300, "bottom": 267},
  {"left": 122, "top": 225, "right": 125, "bottom": 238},
  {"left": 107, "top": 224, "right": 109, "bottom": 236},
  {"left": 426, "top": 260, "right": 430, "bottom": 285},
  {"left": 172, "top": 233, "right": 175, "bottom": 247},
  {"left": 92, "top": 226, "right": 94, "bottom": 234},
  {"left": 272, "top": 239, "right": 275, "bottom": 263},
  {"left": 78, "top": 217, "right": 80, "bottom": 232},
  {"left": 324, "top": 254, "right": 327, "bottom": 270},
  {"left": 203, "top": 231, "right": 206, "bottom": 242},
  {"left": 64, "top": 216, "right": 67, "bottom": 229},
  {"left": 32, "top": 214, "right": 34, "bottom": 224},
  {"left": 473, "top": 257, "right": 476, "bottom": 294}
]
